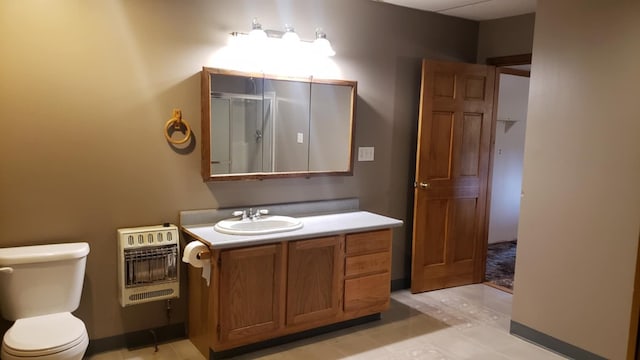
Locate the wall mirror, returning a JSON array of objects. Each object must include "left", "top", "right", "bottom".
[{"left": 201, "top": 67, "right": 357, "bottom": 181}]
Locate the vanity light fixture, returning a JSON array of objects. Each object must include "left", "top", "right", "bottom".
[{"left": 230, "top": 18, "right": 336, "bottom": 57}]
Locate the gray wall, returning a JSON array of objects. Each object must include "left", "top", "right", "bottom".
[
  {"left": 0, "top": 0, "right": 477, "bottom": 341},
  {"left": 477, "top": 13, "right": 535, "bottom": 63}
]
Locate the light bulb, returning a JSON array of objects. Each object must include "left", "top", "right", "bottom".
[
  {"left": 248, "top": 18, "right": 267, "bottom": 40},
  {"left": 314, "top": 29, "right": 336, "bottom": 57},
  {"left": 282, "top": 24, "right": 300, "bottom": 42}
]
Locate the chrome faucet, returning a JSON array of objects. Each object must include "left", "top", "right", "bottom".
[{"left": 232, "top": 208, "right": 269, "bottom": 220}]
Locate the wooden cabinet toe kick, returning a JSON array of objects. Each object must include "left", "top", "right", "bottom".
[{"left": 209, "top": 313, "right": 381, "bottom": 360}]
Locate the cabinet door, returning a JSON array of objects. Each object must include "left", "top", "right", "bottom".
[
  {"left": 219, "top": 243, "right": 284, "bottom": 343},
  {"left": 287, "top": 236, "right": 343, "bottom": 326}
]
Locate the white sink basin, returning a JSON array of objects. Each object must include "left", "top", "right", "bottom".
[{"left": 214, "top": 215, "right": 303, "bottom": 235}]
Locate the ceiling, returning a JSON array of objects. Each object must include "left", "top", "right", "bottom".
[{"left": 375, "top": 0, "right": 536, "bottom": 21}]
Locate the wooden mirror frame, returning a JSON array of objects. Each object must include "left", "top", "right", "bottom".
[{"left": 201, "top": 67, "right": 357, "bottom": 181}]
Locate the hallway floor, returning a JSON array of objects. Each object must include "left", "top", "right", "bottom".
[{"left": 88, "top": 284, "right": 565, "bottom": 360}]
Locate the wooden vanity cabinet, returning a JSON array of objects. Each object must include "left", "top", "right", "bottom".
[{"left": 188, "top": 229, "right": 393, "bottom": 356}]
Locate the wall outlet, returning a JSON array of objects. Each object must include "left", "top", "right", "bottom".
[
  {"left": 297, "top": 132, "right": 304, "bottom": 144},
  {"left": 358, "top": 147, "right": 375, "bottom": 161}
]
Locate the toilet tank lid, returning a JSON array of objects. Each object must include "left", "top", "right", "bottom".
[{"left": 0, "top": 242, "right": 89, "bottom": 266}]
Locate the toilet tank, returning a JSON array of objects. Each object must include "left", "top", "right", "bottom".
[{"left": 0, "top": 242, "right": 90, "bottom": 320}]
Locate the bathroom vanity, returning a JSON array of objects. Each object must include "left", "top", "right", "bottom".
[{"left": 181, "top": 210, "right": 402, "bottom": 358}]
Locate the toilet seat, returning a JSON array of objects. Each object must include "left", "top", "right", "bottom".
[{"left": 2, "top": 312, "right": 87, "bottom": 357}]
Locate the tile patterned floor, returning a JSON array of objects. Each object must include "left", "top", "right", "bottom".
[{"left": 88, "top": 284, "right": 566, "bottom": 360}]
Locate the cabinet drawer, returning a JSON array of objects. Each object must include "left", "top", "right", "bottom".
[
  {"left": 344, "top": 272, "right": 390, "bottom": 311},
  {"left": 345, "top": 229, "right": 391, "bottom": 255},
  {"left": 345, "top": 252, "right": 390, "bottom": 277}
]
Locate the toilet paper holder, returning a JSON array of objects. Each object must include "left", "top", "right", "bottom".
[{"left": 196, "top": 250, "right": 211, "bottom": 260}]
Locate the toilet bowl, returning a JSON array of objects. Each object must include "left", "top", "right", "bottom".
[
  {"left": 0, "top": 243, "right": 90, "bottom": 360},
  {"left": 1, "top": 312, "right": 88, "bottom": 360}
]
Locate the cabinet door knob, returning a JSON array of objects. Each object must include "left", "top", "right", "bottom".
[{"left": 419, "top": 182, "right": 430, "bottom": 189}]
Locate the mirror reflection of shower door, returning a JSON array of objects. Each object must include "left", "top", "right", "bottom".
[
  {"left": 262, "top": 92, "right": 275, "bottom": 172},
  {"left": 230, "top": 97, "right": 260, "bottom": 173},
  {"left": 211, "top": 98, "right": 231, "bottom": 174},
  {"left": 210, "top": 93, "right": 274, "bottom": 175}
]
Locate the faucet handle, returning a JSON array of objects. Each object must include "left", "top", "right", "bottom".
[
  {"left": 232, "top": 210, "right": 245, "bottom": 217},
  {"left": 253, "top": 209, "right": 269, "bottom": 219}
]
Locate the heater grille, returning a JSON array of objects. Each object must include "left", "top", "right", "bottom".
[
  {"left": 124, "top": 245, "right": 178, "bottom": 287},
  {"left": 117, "top": 224, "right": 180, "bottom": 307},
  {"left": 129, "top": 289, "right": 175, "bottom": 301}
]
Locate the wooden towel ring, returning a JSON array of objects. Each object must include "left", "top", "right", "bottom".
[{"left": 164, "top": 108, "right": 191, "bottom": 145}]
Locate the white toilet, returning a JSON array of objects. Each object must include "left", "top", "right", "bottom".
[{"left": 0, "top": 242, "right": 90, "bottom": 360}]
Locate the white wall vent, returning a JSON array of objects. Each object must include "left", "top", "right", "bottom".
[{"left": 117, "top": 224, "right": 180, "bottom": 307}]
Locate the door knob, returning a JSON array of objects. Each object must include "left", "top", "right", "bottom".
[{"left": 419, "top": 182, "right": 430, "bottom": 189}]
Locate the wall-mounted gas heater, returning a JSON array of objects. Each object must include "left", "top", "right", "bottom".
[{"left": 117, "top": 224, "right": 180, "bottom": 307}]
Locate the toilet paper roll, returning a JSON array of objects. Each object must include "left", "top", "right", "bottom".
[{"left": 182, "top": 241, "right": 211, "bottom": 286}]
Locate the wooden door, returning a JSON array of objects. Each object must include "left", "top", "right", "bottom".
[
  {"left": 219, "top": 244, "right": 285, "bottom": 342},
  {"left": 411, "top": 59, "right": 495, "bottom": 293},
  {"left": 287, "top": 236, "right": 343, "bottom": 326}
]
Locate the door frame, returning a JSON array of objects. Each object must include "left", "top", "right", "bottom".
[{"left": 481, "top": 54, "right": 532, "bottom": 286}]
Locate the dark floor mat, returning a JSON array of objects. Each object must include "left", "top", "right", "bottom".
[{"left": 485, "top": 240, "right": 516, "bottom": 290}]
